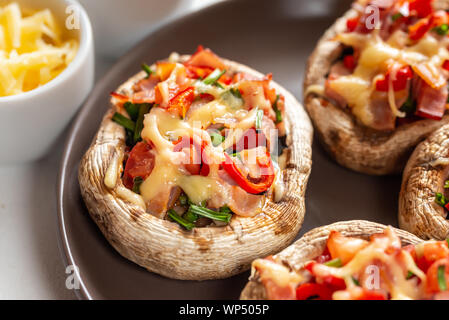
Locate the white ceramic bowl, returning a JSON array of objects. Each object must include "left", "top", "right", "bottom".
[{"left": 0, "top": 0, "right": 94, "bottom": 164}]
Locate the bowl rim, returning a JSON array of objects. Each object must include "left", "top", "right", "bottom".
[{"left": 0, "top": 0, "right": 93, "bottom": 104}]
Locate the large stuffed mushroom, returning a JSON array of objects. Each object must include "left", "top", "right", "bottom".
[{"left": 78, "top": 47, "right": 313, "bottom": 280}]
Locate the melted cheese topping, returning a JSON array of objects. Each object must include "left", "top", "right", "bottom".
[
  {"left": 253, "top": 258, "right": 303, "bottom": 288},
  {"left": 137, "top": 63, "right": 285, "bottom": 212}
]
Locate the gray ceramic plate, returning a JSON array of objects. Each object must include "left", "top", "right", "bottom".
[{"left": 58, "top": 0, "right": 402, "bottom": 299}]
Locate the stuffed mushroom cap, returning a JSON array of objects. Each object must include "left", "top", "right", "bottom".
[
  {"left": 399, "top": 123, "right": 449, "bottom": 240},
  {"left": 78, "top": 52, "right": 313, "bottom": 280}
]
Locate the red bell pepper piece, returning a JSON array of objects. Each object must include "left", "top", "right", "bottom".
[
  {"left": 409, "top": 0, "right": 433, "bottom": 18},
  {"left": 443, "top": 60, "right": 449, "bottom": 72},
  {"left": 123, "top": 142, "right": 155, "bottom": 189},
  {"left": 222, "top": 151, "right": 275, "bottom": 194},
  {"left": 296, "top": 283, "right": 334, "bottom": 300},
  {"left": 376, "top": 65, "right": 413, "bottom": 92},
  {"left": 356, "top": 289, "right": 387, "bottom": 300},
  {"left": 346, "top": 16, "right": 359, "bottom": 32},
  {"left": 343, "top": 55, "right": 356, "bottom": 71},
  {"left": 409, "top": 18, "right": 431, "bottom": 40},
  {"left": 167, "top": 86, "right": 195, "bottom": 118}
]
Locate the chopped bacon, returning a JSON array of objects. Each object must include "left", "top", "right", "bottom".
[
  {"left": 412, "top": 62, "right": 447, "bottom": 90},
  {"left": 238, "top": 78, "right": 275, "bottom": 118},
  {"left": 227, "top": 185, "right": 264, "bottom": 217},
  {"left": 415, "top": 79, "right": 448, "bottom": 120},
  {"left": 185, "top": 45, "right": 226, "bottom": 70},
  {"left": 324, "top": 62, "right": 352, "bottom": 107},
  {"left": 367, "top": 91, "right": 397, "bottom": 131}
]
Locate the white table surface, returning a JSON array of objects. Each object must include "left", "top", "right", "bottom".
[{"left": 0, "top": 0, "right": 221, "bottom": 300}]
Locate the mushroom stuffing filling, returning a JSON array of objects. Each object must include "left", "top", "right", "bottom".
[
  {"left": 323, "top": 0, "right": 449, "bottom": 131},
  {"left": 109, "top": 46, "right": 288, "bottom": 230},
  {"left": 252, "top": 228, "right": 449, "bottom": 300}
]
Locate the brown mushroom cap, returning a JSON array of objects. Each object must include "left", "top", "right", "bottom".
[
  {"left": 303, "top": 2, "right": 449, "bottom": 175},
  {"left": 240, "top": 220, "right": 422, "bottom": 300},
  {"left": 78, "top": 54, "right": 313, "bottom": 280},
  {"left": 399, "top": 123, "right": 449, "bottom": 240}
]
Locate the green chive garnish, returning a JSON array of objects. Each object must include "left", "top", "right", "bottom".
[
  {"left": 352, "top": 277, "right": 360, "bottom": 286},
  {"left": 230, "top": 88, "right": 242, "bottom": 99},
  {"left": 189, "top": 204, "right": 232, "bottom": 223},
  {"left": 124, "top": 102, "right": 139, "bottom": 121},
  {"left": 444, "top": 181, "right": 449, "bottom": 189},
  {"left": 132, "top": 177, "right": 144, "bottom": 194},
  {"left": 219, "top": 205, "right": 232, "bottom": 214},
  {"left": 203, "top": 69, "right": 226, "bottom": 87},
  {"left": 183, "top": 208, "right": 199, "bottom": 223},
  {"left": 255, "top": 108, "right": 264, "bottom": 130},
  {"left": 112, "top": 112, "right": 135, "bottom": 131},
  {"left": 435, "top": 193, "right": 448, "bottom": 207},
  {"left": 133, "top": 103, "right": 151, "bottom": 144},
  {"left": 406, "top": 271, "right": 415, "bottom": 280},
  {"left": 391, "top": 13, "right": 403, "bottom": 21},
  {"left": 324, "top": 258, "right": 342, "bottom": 268},
  {"left": 438, "top": 265, "right": 447, "bottom": 291},
  {"left": 434, "top": 24, "right": 449, "bottom": 36},
  {"left": 168, "top": 209, "right": 194, "bottom": 230},
  {"left": 142, "top": 63, "right": 153, "bottom": 78},
  {"left": 272, "top": 94, "right": 283, "bottom": 123},
  {"left": 209, "top": 132, "right": 225, "bottom": 147}
]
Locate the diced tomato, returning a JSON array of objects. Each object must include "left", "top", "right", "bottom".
[
  {"left": 408, "top": 18, "right": 431, "bottom": 40},
  {"left": 123, "top": 142, "right": 155, "bottom": 190},
  {"left": 321, "top": 275, "right": 346, "bottom": 291},
  {"left": 356, "top": 289, "right": 387, "bottom": 300},
  {"left": 414, "top": 241, "right": 449, "bottom": 272},
  {"left": 443, "top": 60, "right": 449, "bottom": 72},
  {"left": 346, "top": 16, "right": 359, "bottom": 32},
  {"left": 409, "top": 0, "right": 433, "bottom": 18},
  {"left": 167, "top": 86, "right": 195, "bottom": 118},
  {"left": 343, "top": 55, "right": 356, "bottom": 71},
  {"left": 375, "top": 65, "right": 413, "bottom": 92},
  {"left": 326, "top": 231, "right": 369, "bottom": 265},
  {"left": 219, "top": 73, "right": 233, "bottom": 85},
  {"left": 296, "top": 283, "right": 334, "bottom": 300},
  {"left": 426, "top": 258, "right": 449, "bottom": 293}
]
